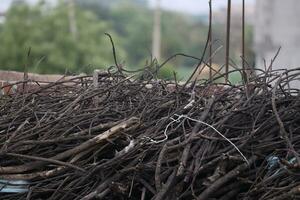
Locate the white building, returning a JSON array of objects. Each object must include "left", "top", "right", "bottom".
[{"left": 254, "top": 0, "right": 300, "bottom": 71}]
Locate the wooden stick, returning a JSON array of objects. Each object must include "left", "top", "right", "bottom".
[
  {"left": 242, "top": 0, "right": 247, "bottom": 83},
  {"left": 0, "top": 117, "right": 139, "bottom": 174},
  {"left": 197, "top": 156, "right": 256, "bottom": 200},
  {"left": 209, "top": 0, "right": 213, "bottom": 82},
  {"left": 3, "top": 152, "right": 86, "bottom": 172}
]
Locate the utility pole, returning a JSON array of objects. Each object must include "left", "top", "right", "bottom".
[
  {"left": 152, "top": 0, "right": 161, "bottom": 61},
  {"left": 67, "top": 0, "right": 78, "bottom": 40}
]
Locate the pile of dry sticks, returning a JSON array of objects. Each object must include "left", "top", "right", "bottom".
[{"left": 0, "top": 67, "right": 299, "bottom": 200}]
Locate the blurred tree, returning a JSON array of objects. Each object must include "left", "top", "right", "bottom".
[
  {"left": 0, "top": 0, "right": 254, "bottom": 78},
  {"left": 0, "top": 1, "right": 124, "bottom": 74},
  {"left": 77, "top": 0, "right": 210, "bottom": 69},
  {"left": 110, "top": 2, "right": 153, "bottom": 67},
  {"left": 161, "top": 13, "right": 209, "bottom": 67},
  {"left": 76, "top": 0, "right": 147, "bottom": 20}
]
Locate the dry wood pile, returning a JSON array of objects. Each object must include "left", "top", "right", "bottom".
[{"left": 0, "top": 68, "right": 299, "bottom": 200}]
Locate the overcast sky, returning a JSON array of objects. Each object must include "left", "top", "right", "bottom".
[
  {"left": 1, "top": 0, "right": 255, "bottom": 14},
  {"left": 148, "top": 0, "right": 255, "bottom": 15}
]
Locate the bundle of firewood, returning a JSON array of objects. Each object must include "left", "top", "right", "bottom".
[{"left": 0, "top": 67, "right": 299, "bottom": 200}]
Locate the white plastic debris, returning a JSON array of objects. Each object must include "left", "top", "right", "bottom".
[
  {"left": 145, "top": 84, "right": 153, "bottom": 89},
  {"left": 184, "top": 91, "right": 195, "bottom": 109}
]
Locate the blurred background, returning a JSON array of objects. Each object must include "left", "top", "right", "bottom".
[{"left": 0, "top": 0, "right": 299, "bottom": 82}]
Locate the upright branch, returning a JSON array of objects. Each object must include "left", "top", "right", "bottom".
[
  {"left": 225, "top": 0, "right": 231, "bottom": 83},
  {"left": 105, "top": 33, "right": 125, "bottom": 76},
  {"left": 209, "top": 0, "right": 213, "bottom": 82},
  {"left": 242, "top": 0, "right": 247, "bottom": 83}
]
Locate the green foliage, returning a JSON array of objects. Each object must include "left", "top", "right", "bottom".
[
  {"left": 161, "top": 13, "right": 208, "bottom": 67},
  {"left": 157, "top": 64, "right": 174, "bottom": 79},
  {"left": 85, "top": 1, "right": 211, "bottom": 69},
  {"left": 110, "top": 2, "right": 152, "bottom": 67},
  {"left": 0, "top": 1, "right": 123, "bottom": 74},
  {"left": 0, "top": 0, "right": 255, "bottom": 77}
]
